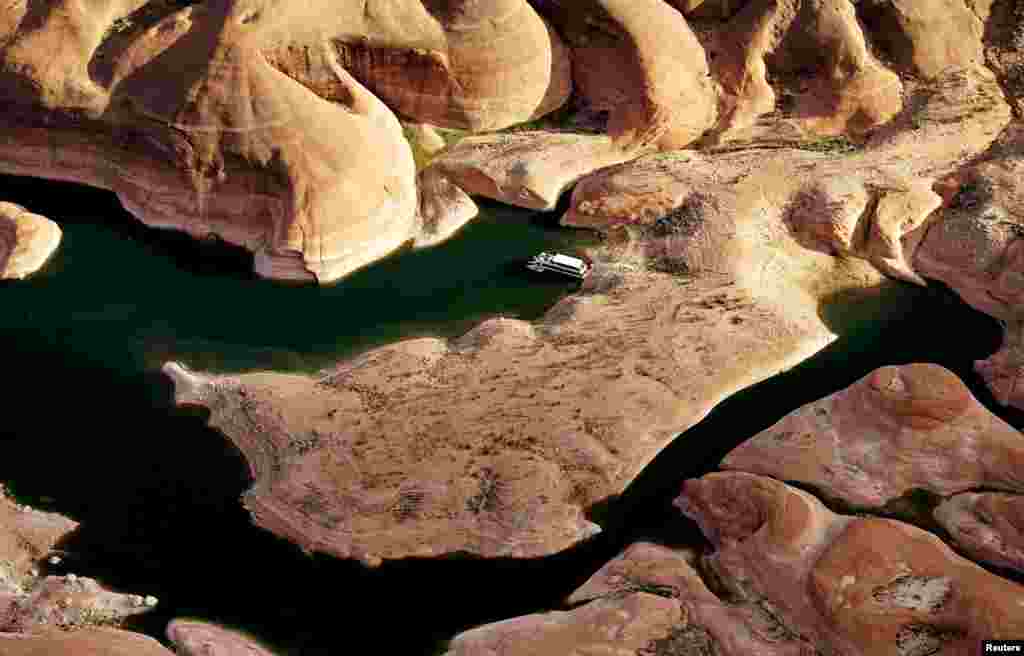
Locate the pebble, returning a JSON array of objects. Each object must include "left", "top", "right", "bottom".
[
  {"left": 143, "top": 595, "right": 159, "bottom": 607},
  {"left": 48, "top": 556, "right": 62, "bottom": 565}
]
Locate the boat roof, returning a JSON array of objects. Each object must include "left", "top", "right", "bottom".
[{"left": 549, "top": 253, "right": 585, "bottom": 268}]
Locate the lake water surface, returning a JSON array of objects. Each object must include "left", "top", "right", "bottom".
[{"left": 1, "top": 174, "right": 1021, "bottom": 654}]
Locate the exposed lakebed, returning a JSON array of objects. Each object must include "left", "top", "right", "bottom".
[{"left": 1, "top": 174, "right": 1022, "bottom": 654}]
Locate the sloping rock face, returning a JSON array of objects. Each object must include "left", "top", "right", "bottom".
[
  {"left": 284, "top": 0, "right": 572, "bottom": 132},
  {"left": 0, "top": 627, "right": 174, "bottom": 655},
  {"left": 914, "top": 126, "right": 1024, "bottom": 408},
  {"left": 721, "top": 363, "right": 1024, "bottom": 509},
  {"left": 0, "top": 492, "right": 74, "bottom": 587},
  {"left": 687, "top": 0, "right": 903, "bottom": 144},
  {"left": 677, "top": 472, "right": 1024, "bottom": 652},
  {"left": 444, "top": 592, "right": 681, "bottom": 656},
  {"left": 532, "top": 0, "right": 718, "bottom": 150},
  {"left": 0, "top": 0, "right": 569, "bottom": 283},
  {"left": 935, "top": 492, "right": 1024, "bottom": 573},
  {"left": 566, "top": 542, "right": 816, "bottom": 656},
  {"left": 167, "top": 620, "right": 278, "bottom": 656},
  {"left": 0, "top": 202, "right": 61, "bottom": 280},
  {"left": 426, "top": 131, "right": 633, "bottom": 211}
]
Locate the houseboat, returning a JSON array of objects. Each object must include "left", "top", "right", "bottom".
[{"left": 525, "top": 252, "right": 590, "bottom": 280}]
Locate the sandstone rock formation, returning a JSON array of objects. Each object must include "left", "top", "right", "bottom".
[
  {"left": 677, "top": 472, "right": 1024, "bottom": 652},
  {"left": 167, "top": 620, "right": 278, "bottom": 656},
  {"left": 721, "top": 364, "right": 1024, "bottom": 509},
  {"left": 0, "top": 486, "right": 164, "bottom": 646},
  {"left": 935, "top": 492, "right": 1024, "bottom": 574},
  {"left": 0, "top": 628, "right": 175, "bottom": 656},
  {"left": 0, "top": 0, "right": 570, "bottom": 283},
  {"left": 1, "top": 574, "right": 156, "bottom": 633},
  {"left": 426, "top": 131, "right": 634, "bottom": 211},
  {"left": 0, "top": 202, "right": 61, "bottom": 280},
  {"left": 0, "top": 489, "right": 76, "bottom": 590},
  {"left": 164, "top": 139, "right": 938, "bottom": 564},
  {"left": 533, "top": 0, "right": 718, "bottom": 150},
  {"left": 413, "top": 167, "right": 479, "bottom": 249},
  {"left": 914, "top": 125, "right": 1024, "bottom": 408},
  {"left": 443, "top": 592, "right": 681, "bottom": 656},
  {"left": 443, "top": 540, "right": 820, "bottom": 656},
  {"left": 689, "top": 0, "right": 903, "bottom": 144},
  {"left": 287, "top": 0, "right": 572, "bottom": 132}
]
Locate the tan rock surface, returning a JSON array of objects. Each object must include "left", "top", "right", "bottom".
[
  {"left": 856, "top": 0, "right": 986, "bottom": 79},
  {"left": 0, "top": 627, "right": 174, "bottom": 656},
  {"left": 567, "top": 542, "right": 816, "bottom": 656},
  {"left": 721, "top": 364, "right": 1024, "bottom": 508},
  {"left": 167, "top": 620, "right": 279, "bottom": 656},
  {"left": 692, "top": 0, "right": 903, "bottom": 145},
  {"left": 2, "top": 574, "right": 157, "bottom": 633},
  {"left": 0, "top": 0, "right": 570, "bottom": 284},
  {"left": 155, "top": 0, "right": 1015, "bottom": 562},
  {"left": 677, "top": 472, "right": 1024, "bottom": 652},
  {"left": 426, "top": 131, "right": 634, "bottom": 211},
  {"left": 535, "top": 0, "right": 718, "bottom": 150},
  {"left": 444, "top": 592, "right": 681, "bottom": 656},
  {"left": 0, "top": 488, "right": 76, "bottom": 588},
  {"left": 0, "top": 203, "right": 61, "bottom": 280},
  {"left": 163, "top": 142, "right": 922, "bottom": 564},
  {"left": 935, "top": 492, "right": 1024, "bottom": 573},
  {"left": 414, "top": 167, "right": 479, "bottom": 249},
  {"left": 281, "top": 0, "right": 572, "bottom": 132},
  {"left": 913, "top": 126, "right": 1024, "bottom": 407}
]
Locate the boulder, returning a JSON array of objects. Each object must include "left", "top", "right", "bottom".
[
  {"left": 721, "top": 364, "right": 1024, "bottom": 509},
  {"left": 0, "top": 203, "right": 62, "bottom": 280},
  {"left": 167, "top": 620, "right": 279, "bottom": 656},
  {"left": 677, "top": 472, "right": 1024, "bottom": 652},
  {"left": 935, "top": 492, "right": 1024, "bottom": 573}
]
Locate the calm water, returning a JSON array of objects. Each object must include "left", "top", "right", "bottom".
[{"left": 1, "top": 174, "right": 1022, "bottom": 654}]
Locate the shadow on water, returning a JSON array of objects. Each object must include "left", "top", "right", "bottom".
[{"left": 4, "top": 172, "right": 1024, "bottom": 653}]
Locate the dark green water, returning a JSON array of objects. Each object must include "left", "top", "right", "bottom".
[{"left": 2, "top": 174, "right": 1022, "bottom": 654}]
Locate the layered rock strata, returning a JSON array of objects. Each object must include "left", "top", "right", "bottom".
[{"left": 0, "top": 0, "right": 570, "bottom": 283}]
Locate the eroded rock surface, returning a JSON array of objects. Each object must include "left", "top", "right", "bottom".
[
  {"left": 164, "top": 141, "right": 929, "bottom": 564},
  {"left": 0, "top": 488, "right": 76, "bottom": 589},
  {"left": 444, "top": 592, "right": 680, "bottom": 656},
  {"left": 167, "top": 620, "right": 279, "bottom": 656},
  {"left": 935, "top": 492, "right": 1024, "bottom": 573},
  {"left": 0, "top": 628, "right": 174, "bottom": 656},
  {"left": 0, "top": 0, "right": 571, "bottom": 283},
  {"left": 722, "top": 364, "right": 1024, "bottom": 509},
  {"left": 677, "top": 473, "right": 1024, "bottom": 652},
  {"left": 534, "top": 0, "right": 719, "bottom": 150},
  {"left": 0, "top": 202, "right": 61, "bottom": 280},
  {"left": 426, "top": 131, "right": 633, "bottom": 211}
]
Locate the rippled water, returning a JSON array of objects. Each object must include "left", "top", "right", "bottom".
[{"left": 1, "top": 174, "right": 1021, "bottom": 654}]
